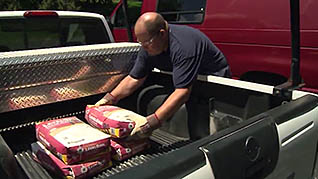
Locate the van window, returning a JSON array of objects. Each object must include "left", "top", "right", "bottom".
[
  {"left": 0, "top": 17, "right": 110, "bottom": 52},
  {"left": 113, "top": 0, "right": 143, "bottom": 28},
  {"left": 157, "top": 0, "right": 206, "bottom": 24}
]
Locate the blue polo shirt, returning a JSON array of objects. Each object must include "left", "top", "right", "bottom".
[{"left": 129, "top": 24, "right": 230, "bottom": 88}]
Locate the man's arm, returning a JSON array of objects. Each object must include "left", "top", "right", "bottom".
[
  {"left": 95, "top": 75, "right": 146, "bottom": 105},
  {"left": 156, "top": 85, "right": 192, "bottom": 121},
  {"left": 111, "top": 75, "right": 146, "bottom": 101},
  {"left": 129, "top": 85, "right": 192, "bottom": 138}
]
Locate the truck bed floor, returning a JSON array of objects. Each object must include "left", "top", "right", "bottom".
[{"left": 14, "top": 130, "right": 192, "bottom": 179}]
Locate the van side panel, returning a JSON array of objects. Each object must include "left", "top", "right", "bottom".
[
  {"left": 198, "top": 0, "right": 318, "bottom": 91},
  {"left": 109, "top": 0, "right": 318, "bottom": 93},
  {"left": 140, "top": 0, "right": 156, "bottom": 13}
]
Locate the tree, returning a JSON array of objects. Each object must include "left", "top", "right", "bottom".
[
  {"left": 0, "top": 0, "right": 37, "bottom": 10},
  {"left": 0, "top": 0, "right": 116, "bottom": 17},
  {"left": 38, "top": 0, "right": 79, "bottom": 11},
  {"left": 75, "top": 0, "right": 115, "bottom": 17}
]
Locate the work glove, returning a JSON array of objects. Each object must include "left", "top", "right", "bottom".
[
  {"left": 127, "top": 113, "right": 161, "bottom": 140},
  {"left": 95, "top": 93, "right": 118, "bottom": 106}
]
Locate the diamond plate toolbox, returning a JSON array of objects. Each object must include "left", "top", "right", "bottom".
[{"left": 0, "top": 43, "right": 140, "bottom": 113}]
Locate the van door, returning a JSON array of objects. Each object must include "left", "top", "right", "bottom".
[{"left": 110, "top": 0, "right": 146, "bottom": 42}]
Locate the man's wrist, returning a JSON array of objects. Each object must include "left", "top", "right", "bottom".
[
  {"left": 140, "top": 113, "right": 161, "bottom": 134},
  {"left": 148, "top": 113, "right": 161, "bottom": 127}
]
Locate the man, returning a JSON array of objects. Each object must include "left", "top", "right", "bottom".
[{"left": 96, "top": 12, "right": 231, "bottom": 140}]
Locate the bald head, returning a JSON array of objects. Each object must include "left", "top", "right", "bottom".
[
  {"left": 135, "top": 12, "right": 169, "bottom": 55},
  {"left": 135, "top": 12, "right": 167, "bottom": 36}
]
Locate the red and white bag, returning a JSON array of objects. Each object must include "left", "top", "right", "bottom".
[
  {"left": 35, "top": 116, "right": 111, "bottom": 164},
  {"left": 85, "top": 105, "right": 145, "bottom": 138},
  {"left": 110, "top": 138, "right": 150, "bottom": 161},
  {"left": 31, "top": 142, "right": 112, "bottom": 179}
]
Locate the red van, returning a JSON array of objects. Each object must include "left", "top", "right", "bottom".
[{"left": 109, "top": 0, "right": 318, "bottom": 94}]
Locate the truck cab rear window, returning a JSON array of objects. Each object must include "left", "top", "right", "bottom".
[
  {"left": 0, "top": 17, "right": 110, "bottom": 52},
  {"left": 157, "top": 0, "right": 206, "bottom": 24}
]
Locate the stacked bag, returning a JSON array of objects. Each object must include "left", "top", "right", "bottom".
[
  {"left": 85, "top": 105, "right": 151, "bottom": 161},
  {"left": 32, "top": 116, "right": 113, "bottom": 179},
  {"left": 32, "top": 105, "right": 150, "bottom": 179}
]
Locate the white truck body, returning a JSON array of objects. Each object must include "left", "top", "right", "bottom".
[
  {"left": 0, "top": 42, "right": 317, "bottom": 179},
  {"left": 0, "top": 3, "right": 317, "bottom": 178},
  {"left": 0, "top": 10, "right": 114, "bottom": 52}
]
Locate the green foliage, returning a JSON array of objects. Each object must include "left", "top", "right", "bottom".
[
  {"left": 0, "top": 0, "right": 116, "bottom": 17},
  {"left": 0, "top": 0, "right": 38, "bottom": 10},
  {"left": 75, "top": 0, "right": 115, "bottom": 17},
  {"left": 38, "top": 0, "right": 79, "bottom": 10}
]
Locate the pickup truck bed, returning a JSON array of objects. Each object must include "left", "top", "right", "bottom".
[
  {"left": 13, "top": 131, "right": 191, "bottom": 179},
  {"left": 0, "top": 43, "right": 318, "bottom": 179},
  {"left": 0, "top": 89, "right": 193, "bottom": 179}
]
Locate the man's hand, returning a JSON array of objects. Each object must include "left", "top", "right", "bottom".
[
  {"left": 128, "top": 113, "right": 161, "bottom": 140},
  {"left": 95, "top": 93, "right": 118, "bottom": 106}
]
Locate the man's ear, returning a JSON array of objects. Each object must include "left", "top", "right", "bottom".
[{"left": 160, "top": 28, "right": 168, "bottom": 38}]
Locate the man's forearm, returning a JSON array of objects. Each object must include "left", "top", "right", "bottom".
[
  {"left": 155, "top": 87, "right": 192, "bottom": 121},
  {"left": 111, "top": 75, "right": 146, "bottom": 101}
]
